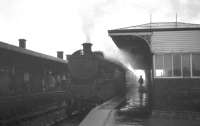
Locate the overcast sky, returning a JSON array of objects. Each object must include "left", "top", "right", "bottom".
[{"left": 0, "top": 0, "right": 200, "bottom": 58}]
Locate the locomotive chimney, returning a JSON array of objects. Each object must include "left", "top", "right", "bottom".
[
  {"left": 19, "top": 39, "right": 26, "bottom": 49},
  {"left": 57, "top": 51, "right": 64, "bottom": 59},
  {"left": 82, "top": 43, "right": 92, "bottom": 54},
  {"left": 66, "top": 55, "right": 70, "bottom": 61}
]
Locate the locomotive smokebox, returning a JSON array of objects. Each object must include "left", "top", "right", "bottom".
[
  {"left": 82, "top": 43, "right": 92, "bottom": 54},
  {"left": 19, "top": 39, "right": 26, "bottom": 49}
]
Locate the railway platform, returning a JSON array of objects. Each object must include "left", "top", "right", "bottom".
[
  {"left": 77, "top": 84, "right": 200, "bottom": 126},
  {"left": 55, "top": 83, "right": 200, "bottom": 126},
  {"left": 78, "top": 83, "right": 150, "bottom": 126}
]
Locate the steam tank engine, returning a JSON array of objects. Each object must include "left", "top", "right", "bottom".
[{"left": 67, "top": 43, "right": 126, "bottom": 114}]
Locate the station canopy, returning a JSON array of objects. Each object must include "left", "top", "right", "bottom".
[{"left": 108, "top": 22, "right": 200, "bottom": 69}]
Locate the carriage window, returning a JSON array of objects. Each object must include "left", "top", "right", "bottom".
[
  {"left": 173, "top": 54, "right": 181, "bottom": 76},
  {"left": 155, "top": 55, "right": 163, "bottom": 77},
  {"left": 182, "top": 54, "right": 190, "bottom": 77},
  {"left": 192, "top": 54, "right": 200, "bottom": 76},
  {"left": 163, "top": 54, "right": 172, "bottom": 77}
]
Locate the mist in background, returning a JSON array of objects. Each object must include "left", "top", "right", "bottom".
[{"left": 0, "top": 0, "right": 199, "bottom": 59}]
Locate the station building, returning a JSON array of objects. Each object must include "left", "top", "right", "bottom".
[{"left": 108, "top": 22, "right": 200, "bottom": 111}]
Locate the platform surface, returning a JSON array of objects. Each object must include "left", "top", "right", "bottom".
[
  {"left": 78, "top": 83, "right": 200, "bottom": 126},
  {"left": 79, "top": 97, "right": 124, "bottom": 126}
]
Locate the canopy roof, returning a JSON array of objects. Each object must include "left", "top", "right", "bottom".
[{"left": 109, "top": 22, "right": 200, "bottom": 33}]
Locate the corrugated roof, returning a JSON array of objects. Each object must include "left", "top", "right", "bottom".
[
  {"left": 0, "top": 41, "right": 67, "bottom": 64},
  {"left": 117, "top": 22, "right": 200, "bottom": 30},
  {"left": 109, "top": 22, "right": 200, "bottom": 33}
]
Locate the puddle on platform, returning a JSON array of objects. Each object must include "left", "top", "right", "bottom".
[{"left": 115, "top": 84, "right": 150, "bottom": 124}]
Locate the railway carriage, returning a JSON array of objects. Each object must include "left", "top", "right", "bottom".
[{"left": 0, "top": 39, "right": 69, "bottom": 125}]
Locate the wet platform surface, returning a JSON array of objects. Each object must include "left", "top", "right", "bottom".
[
  {"left": 78, "top": 83, "right": 150, "bottom": 126},
  {"left": 104, "top": 84, "right": 200, "bottom": 126},
  {"left": 57, "top": 83, "right": 200, "bottom": 126},
  {"left": 79, "top": 83, "right": 200, "bottom": 126},
  {"left": 105, "top": 84, "right": 150, "bottom": 126}
]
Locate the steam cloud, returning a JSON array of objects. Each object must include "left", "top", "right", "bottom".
[
  {"left": 79, "top": 0, "right": 200, "bottom": 50},
  {"left": 79, "top": 0, "right": 116, "bottom": 42}
]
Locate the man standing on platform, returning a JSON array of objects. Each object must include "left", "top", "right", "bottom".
[{"left": 138, "top": 75, "right": 144, "bottom": 87}]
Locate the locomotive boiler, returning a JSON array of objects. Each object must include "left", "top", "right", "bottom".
[{"left": 66, "top": 43, "right": 126, "bottom": 115}]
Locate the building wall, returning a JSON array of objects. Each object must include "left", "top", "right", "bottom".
[
  {"left": 151, "top": 30, "right": 200, "bottom": 111},
  {"left": 151, "top": 30, "right": 200, "bottom": 53},
  {"left": 153, "top": 78, "right": 200, "bottom": 111}
]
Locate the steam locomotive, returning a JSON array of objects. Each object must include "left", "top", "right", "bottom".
[
  {"left": 0, "top": 40, "right": 126, "bottom": 125},
  {"left": 66, "top": 43, "right": 126, "bottom": 114}
]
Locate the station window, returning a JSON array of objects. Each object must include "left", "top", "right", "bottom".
[
  {"left": 164, "top": 54, "right": 172, "bottom": 77},
  {"left": 154, "top": 53, "right": 200, "bottom": 78},
  {"left": 155, "top": 55, "right": 163, "bottom": 77},
  {"left": 173, "top": 54, "right": 181, "bottom": 76},
  {"left": 182, "top": 54, "right": 190, "bottom": 77},
  {"left": 192, "top": 54, "right": 200, "bottom": 76}
]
